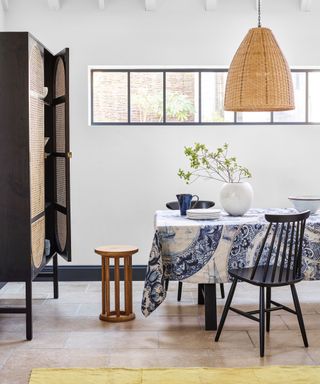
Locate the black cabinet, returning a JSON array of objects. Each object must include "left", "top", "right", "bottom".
[{"left": 0, "top": 32, "right": 71, "bottom": 339}]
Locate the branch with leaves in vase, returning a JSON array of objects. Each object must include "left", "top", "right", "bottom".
[{"left": 178, "top": 143, "right": 253, "bottom": 216}]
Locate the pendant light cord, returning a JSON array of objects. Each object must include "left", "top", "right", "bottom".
[{"left": 258, "top": 0, "right": 262, "bottom": 27}]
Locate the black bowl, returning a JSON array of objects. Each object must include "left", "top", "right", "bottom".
[{"left": 166, "top": 200, "right": 215, "bottom": 210}]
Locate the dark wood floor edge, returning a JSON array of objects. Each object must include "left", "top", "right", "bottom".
[
  {"left": 35, "top": 265, "right": 148, "bottom": 282},
  {"left": 0, "top": 265, "right": 148, "bottom": 289}
]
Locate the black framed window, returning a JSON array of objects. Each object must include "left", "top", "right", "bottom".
[{"left": 89, "top": 68, "right": 320, "bottom": 125}]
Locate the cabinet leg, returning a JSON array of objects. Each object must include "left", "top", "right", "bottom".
[
  {"left": 26, "top": 279, "right": 33, "bottom": 340},
  {"left": 53, "top": 253, "right": 59, "bottom": 299}
]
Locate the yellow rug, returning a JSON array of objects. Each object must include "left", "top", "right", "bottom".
[{"left": 29, "top": 366, "right": 320, "bottom": 384}]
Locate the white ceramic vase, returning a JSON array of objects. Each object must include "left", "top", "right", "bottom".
[{"left": 220, "top": 182, "right": 254, "bottom": 216}]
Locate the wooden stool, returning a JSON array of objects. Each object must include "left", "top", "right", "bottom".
[{"left": 95, "top": 245, "right": 138, "bottom": 322}]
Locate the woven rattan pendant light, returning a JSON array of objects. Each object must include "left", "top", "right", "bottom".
[{"left": 224, "top": 0, "right": 295, "bottom": 112}]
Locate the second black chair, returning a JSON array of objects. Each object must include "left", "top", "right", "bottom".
[
  {"left": 166, "top": 200, "right": 225, "bottom": 301},
  {"left": 215, "top": 211, "right": 310, "bottom": 357}
]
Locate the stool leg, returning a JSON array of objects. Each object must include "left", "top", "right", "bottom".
[
  {"left": 114, "top": 257, "right": 120, "bottom": 317},
  {"left": 101, "top": 256, "right": 106, "bottom": 316},
  {"left": 101, "top": 256, "right": 110, "bottom": 319},
  {"left": 105, "top": 257, "right": 110, "bottom": 316},
  {"left": 124, "top": 256, "right": 130, "bottom": 315},
  {"left": 128, "top": 255, "right": 133, "bottom": 314}
]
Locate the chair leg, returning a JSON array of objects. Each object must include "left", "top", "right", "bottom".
[
  {"left": 177, "top": 282, "right": 183, "bottom": 302},
  {"left": 266, "top": 287, "right": 271, "bottom": 332},
  {"left": 291, "top": 284, "right": 308, "bottom": 347},
  {"left": 220, "top": 283, "right": 225, "bottom": 299},
  {"left": 215, "top": 278, "right": 238, "bottom": 342},
  {"left": 259, "top": 287, "right": 265, "bottom": 357}
]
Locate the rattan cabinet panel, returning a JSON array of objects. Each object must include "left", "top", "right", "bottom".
[
  {"left": 55, "top": 57, "right": 66, "bottom": 98},
  {"left": 31, "top": 216, "right": 46, "bottom": 269},
  {"left": 55, "top": 103, "right": 66, "bottom": 152},
  {"left": 0, "top": 32, "right": 71, "bottom": 340}
]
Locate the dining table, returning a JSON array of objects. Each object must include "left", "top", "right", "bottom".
[{"left": 141, "top": 208, "right": 320, "bottom": 330}]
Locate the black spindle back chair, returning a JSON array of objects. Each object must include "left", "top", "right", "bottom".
[{"left": 215, "top": 211, "right": 310, "bottom": 357}]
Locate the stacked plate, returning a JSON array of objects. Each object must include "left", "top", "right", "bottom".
[{"left": 186, "top": 208, "right": 221, "bottom": 220}]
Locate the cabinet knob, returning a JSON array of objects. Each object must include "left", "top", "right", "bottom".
[{"left": 67, "top": 151, "right": 73, "bottom": 159}]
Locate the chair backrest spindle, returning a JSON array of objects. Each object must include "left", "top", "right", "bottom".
[
  {"left": 271, "top": 222, "right": 285, "bottom": 282},
  {"left": 292, "top": 221, "right": 301, "bottom": 279},
  {"left": 296, "top": 220, "right": 306, "bottom": 277},
  {"left": 286, "top": 222, "right": 296, "bottom": 281},
  {"left": 279, "top": 222, "right": 290, "bottom": 281},
  {"left": 250, "top": 223, "right": 272, "bottom": 280},
  {"left": 262, "top": 223, "right": 278, "bottom": 281}
]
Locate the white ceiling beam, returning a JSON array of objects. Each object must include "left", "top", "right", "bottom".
[
  {"left": 48, "top": 0, "right": 60, "bottom": 10},
  {"left": 1, "top": 0, "right": 8, "bottom": 11},
  {"left": 145, "top": 0, "right": 156, "bottom": 11},
  {"left": 205, "top": 0, "right": 217, "bottom": 11},
  {"left": 98, "top": 0, "right": 105, "bottom": 10},
  {"left": 300, "top": 0, "right": 312, "bottom": 12}
]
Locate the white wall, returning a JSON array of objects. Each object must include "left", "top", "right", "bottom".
[
  {"left": 4, "top": 0, "right": 320, "bottom": 265},
  {"left": 0, "top": 6, "right": 5, "bottom": 30}
]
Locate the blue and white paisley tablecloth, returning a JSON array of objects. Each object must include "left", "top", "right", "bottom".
[{"left": 141, "top": 208, "right": 320, "bottom": 316}]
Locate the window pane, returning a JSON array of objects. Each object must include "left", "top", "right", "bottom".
[
  {"left": 273, "top": 72, "right": 306, "bottom": 123},
  {"left": 166, "top": 72, "right": 199, "bottom": 123},
  {"left": 236, "top": 111, "right": 271, "bottom": 123},
  {"left": 308, "top": 72, "right": 320, "bottom": 123},
  {"left": 201, "top": 72, "right": 234, "bottom": 123},
  {"left": 92, "top": 71, "right": 128, "bottom": 123},
  {"left": 130, "top": 72, "right": 163, "bottom": 123}
]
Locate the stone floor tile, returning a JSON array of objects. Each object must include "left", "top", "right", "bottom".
[
  {"left": 0, "top": 348, "right": 109, "bottom": 384},
  {"left": 211, "top": 330, "right": 254, "bottom": 351},
  {"left": 248, "top": 329, "right": 320, "bottom": 349},
  {"left": 108, "top": 348, "right": 210, "bottom": 368},
  {"left": 65, "top": 331, "right": 159, "bottom": 349},
  {"left": 206, "top": 347, "right": 314, "bottom": 367},
  {"left": 200, "top": 313, "right": 288, "bottom": 331},
  {"left": 158, "top": 330, "right": 226, "bottom": 349},
  {"left": 281, "top": 314, "right": 320, "bottom": 330}
]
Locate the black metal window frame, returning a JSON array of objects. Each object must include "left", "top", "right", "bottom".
[{"left": 89, "top": 68, "right": 320, "bottom": 126}]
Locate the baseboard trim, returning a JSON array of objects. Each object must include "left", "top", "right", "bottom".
[{"left": 35, "top": 265, "right": 147, "bottom": 282}]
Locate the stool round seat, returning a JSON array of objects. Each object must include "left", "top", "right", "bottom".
[
  {"left": 95, "top": 244, "right": 138, "bottom": 323},
  {"left": 95, "top": 245, "right": 139, "bottom": 257}
]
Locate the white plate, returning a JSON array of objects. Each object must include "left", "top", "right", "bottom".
[
  {"left": 187, "top": 208, "right": 221, "bottom": 214},
  {"left": 186, "top": 216, "right": 220, "bottom": 221}
]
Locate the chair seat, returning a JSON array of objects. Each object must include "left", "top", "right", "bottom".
[{"left": 229, "top": 266, "right": 303, "bottom": 287}]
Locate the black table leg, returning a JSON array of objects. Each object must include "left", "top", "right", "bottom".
[
  {"left": 198, "top": 283, "right": 204, "bottom": 305},
  {"left": 204, "top": 284, "right": 217, "bottom": 331}
]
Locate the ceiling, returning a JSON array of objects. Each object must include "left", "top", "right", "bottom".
[{"left": 0, "top": 0, "right": 315, "bottom": 13}]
